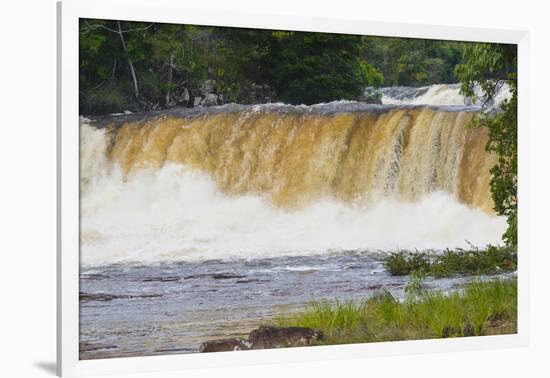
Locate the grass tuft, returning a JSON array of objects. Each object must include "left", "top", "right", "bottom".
[{"left": 274, "top": 278, "right": 517, "bottom": 346}]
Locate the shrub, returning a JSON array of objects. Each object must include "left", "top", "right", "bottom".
[
  {"left": 383, "top": 246, "right": 517, "bottom": 278},
  {"left": 80, "top": 88, "right": 128, "bottom": 115}
]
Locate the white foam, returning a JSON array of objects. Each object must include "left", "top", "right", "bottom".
[
  {"left": 80, "top": 125, "right": 505, "bottom": 266},
  {"left": 377, "top": 83, "right": 511, "bottom": 107}
]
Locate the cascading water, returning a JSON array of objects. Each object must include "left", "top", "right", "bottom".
[
  {"left": 368, "top": 82, "right": 511, "bottom": 107},
  {"left": 80, "top": 100, "right": 505, "bottom": 266}
]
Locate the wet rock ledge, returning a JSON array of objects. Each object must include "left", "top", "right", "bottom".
[{"left": 200, "top": 326, "right": 323, "bottom": 353}]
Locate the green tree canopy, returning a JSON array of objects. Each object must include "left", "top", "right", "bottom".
[
  {"left": 79, "top": 19, "right": 495, "bottom": 114},
  {"left": 269, "top": 32, "right": 383, "bottom": 105},
  {"left": 456, "top": 43, "right": 518, "bottom": 247},
  {"left": 363, "top": 36, "right": 466, "bottom": 86}
]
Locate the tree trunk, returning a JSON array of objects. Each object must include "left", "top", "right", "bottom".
[
  {"left": 117, "top": 21, "right": 139, "bottom": 99},
  {"left": 165, "top": 52, "right": 174, "bottom": 106}
]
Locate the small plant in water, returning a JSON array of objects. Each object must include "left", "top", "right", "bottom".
[
  {"left": 404, "top": 270, "right": 427, "bottom": 302},
  {"left": 384, "top": 250, "right": 431, "bottom": 276}
]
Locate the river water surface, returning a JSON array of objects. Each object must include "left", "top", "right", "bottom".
[{"left": 79, "top": 252, "right": 514, "bottom": 359}]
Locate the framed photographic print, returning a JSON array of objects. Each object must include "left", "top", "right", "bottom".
[{"left": 57, "top": 0, "right": 529, "bottom": 376}]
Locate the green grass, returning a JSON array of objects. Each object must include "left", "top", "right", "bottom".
[
  {"left": 274, "top": 278, "right": 517, "bottom": 346},
  {"left": 383, "top": 245, "right": 517, "bottom": 277}
]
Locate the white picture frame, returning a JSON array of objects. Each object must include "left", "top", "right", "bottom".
[{"left": 57, "top": 0, "right": 530, "bottom": 376}]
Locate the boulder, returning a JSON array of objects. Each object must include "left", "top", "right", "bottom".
[
  {"left": 199, "top": 79, "right": 216, "bottom": 96},
  {"left": 199, "top": 338, "right": 252, "bottom": 353},
  {"left": 202, "top": 93, "right": 219, "bottom": 107},
  {"left": 179, "top": 87, "right": 190, "bottom": 104},
  {"left": 248, "top": 326, "right": 323, "bottom": 349},
  {"left": 199, "top": 326, "right": 323, "bottom": 353}
]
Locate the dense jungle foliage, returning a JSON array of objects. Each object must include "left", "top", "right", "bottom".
[{"left": 80, "top": 20, "right": 468, "bottom": 114}]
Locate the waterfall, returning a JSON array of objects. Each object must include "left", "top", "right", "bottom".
[{"left": 80, "top": 102, "right": 505, "bottom": 265}]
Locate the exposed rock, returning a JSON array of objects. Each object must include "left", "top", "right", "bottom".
[
  {"left": 183, "top": 273, "right": 212, "bottom": 280},
  {"left": 80, "top": 341, "right": 117, "bottom": 353},
  {"left": 248, "top": 326, "right": 323, "bottom": 349},
  {"left": 199, "top": 326, "right": 323, "bottom": 353},
  {"left": 179, "top": 87, "right": 190, "bottom": 103},
  {"left": 80, "top": 273, "right": 112, "bottom": 280},
  {"left": 184, "top": 272, "right": 246, "bottom": 280},
  {"left": 199, "top": 338, "right": 252, "bottom": 353},
  {"left": 153, "top": 347, "right": 194, "bottom": 353},
  {"left": 199, "top": 79, "right": 216, "bottom": 96},
  {"left": 202, "top": 93, "right": 219, "bottom": 107},
  {"left": 142, "top": 276, "right": 180, "bottom": 282},
  {"left": 359, "top": 94, "right": 383, "bottom": 104},
  {"left": 79, "top": 293, "right": 121, "bottom": 302},
  {"left": 211, "top": 273, "right": 246, "bottom": 280},
  {"left": 79, "top": 292, "right": 163, "bottom": 302},
  {"left": 135, "top": 293, "right": 165, "bottom": 299},
  {"left": 235, "top": 278, "right": 265, "bottom": 284},
  {"left": 191, "top": 79, "right": 275, "bottom": 107},
  {"left": 463, "top": 322, "right": 475, "bottom": 337}
]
